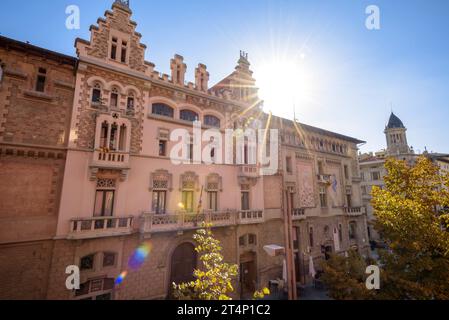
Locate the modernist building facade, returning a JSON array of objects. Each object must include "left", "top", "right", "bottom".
[{"left": 0, "top": 1, "right": 369, "bottom": 300}]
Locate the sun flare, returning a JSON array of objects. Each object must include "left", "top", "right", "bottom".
[{"left": 254, "top": 56, "right": 310, "bottom": 118}]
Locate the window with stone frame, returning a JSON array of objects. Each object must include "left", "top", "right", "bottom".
[
  {"left": 241, "top": 184, "right": 250, "bottom": 211},
  {"left": 309, "top": 227, "right": 314, "bottom": 248},
  {"left": 111, "top": 37, "right": 118, "bottom": 60},
  {"left": 204, "top": 115, "right": 221, "bottom": 128},
  {"left": 102, "top": 252, "right": 117, "bottom": 268},
  {"left": 349, "top": 221, "right": 357, "bottom": 240},
  {"left": 152, "top": 103, "right": 174, "bottom": 118},
  {"left": 150, "top": 170, "right": 172, "bottom": 214},
  {"left": 319, "top": 187, "right": 327, "bottom": 208},
  {"left": 80, "top": 254, "right": 95, "bottom": 271},
  {"left": 94, "top": 179, "right": 116, "bottom": 227},
  {"left": 92, "top": 83, "right": 102, "bottom": 103},
  {"left": 338, "top": 224, "right": 343, "bottom": 243},
  {"left": 121, "top": 40, "right": 128, "bottom": 63},
  {"left": 180, "top": 109, "right": 199, "bottom": 122},
  {"left": 157, "top": 129, "right": 170, "bottom": 157},
  {"left": 110, "top": 88, "right": 119, "bottom": 108},
  {"left": 180, "top": 172, "right": 198, "bottom": 213},
  {"left": 127, "top": 92, "right": 135, "bottom": 111},
  {"left": 35, "top": 67, "right": 47, "bottom": 92},
  {"left": 205, "top": 174, "right": 222, "bottom": 212}
]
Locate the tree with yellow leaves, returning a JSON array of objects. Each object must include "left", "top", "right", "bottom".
[
  {"left": 371, "top": 156, "right": 449, "bottom": 299},
  {"left": 322, "top": 156, "right": 449, "bottom": 299},
  {"left": 172, "top": 223, "right": 239, "bottom": 300}
]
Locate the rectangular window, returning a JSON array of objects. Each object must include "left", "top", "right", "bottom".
[
  {"left": 349, "top": 222, "right": 357, "bottom": 240},
  {"left": 92, "top": 88, "right": 101, "bottom": 103},
  {"left": 127, "top": 97, "right": 134, "bottom": 110},
  {"left": 346, "top": 195, "right": 352, "bottom": 207},
  {"left": 121, "top": 41, "right": 127, "bottom": 63},
  {"left": 94, "top": 190, "right": 114, "bottom": 217},
  {"left": 35, "top": 68, "right": 46, "bottom": 92},
  {"left": 182, "top": 191, "right": 194, "bottom": 213},
  {"left": 344, "top": 165, "right": 349, "bottom": 180},
  {"left": 208, "top": 191, "right": 218, "bottom": 211},
  {"left": 338, "top": 224, "right": 343, "bottom": 243},
  {"left": 110, "top": 93, "right": 118, "bottom": 108},
  {"left": 152, "top": 191, "right": 166, "bottom": 214},
  {"left": 319, "top": 187, "right": 327, "bottom": 208},
  {"left": 111, "top": 38, "right": 118, "bottom": 60},
  {"left": 371, "top": 172, "right": 381, "bottom": 181},
  {"left": 318, "top": 161, "right": 324, "bottom": 175},
  {"left": 286, "top": 156, "right": 292, "bottom": 174},
  {"left": 309, "top": 227, "right": 314, "bottom": 248},
  {"left": 159, "top": 140, "right": 167, "bottom": 157},
  {"left": 241, "top": 191, "right": 250, "bottom": 211}
]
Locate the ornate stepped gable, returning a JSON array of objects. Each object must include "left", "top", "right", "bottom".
[{"left": 75, "top": 1, "right": 148, "bottom": 74}]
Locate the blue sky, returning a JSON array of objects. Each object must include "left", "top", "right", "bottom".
[{"left": 1, "top": 0, "right": 448, "bottom": 154}]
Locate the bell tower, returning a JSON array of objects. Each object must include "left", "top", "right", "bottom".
[{"left": 384, "top": 112, "right": 410, "bottom": 155}]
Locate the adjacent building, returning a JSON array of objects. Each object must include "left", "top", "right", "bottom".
[
  {"left": 0, "top": 36, "right": 77, "bottom": 299},
  {"left": 360, "top": 112, "right": 449, "bottom": 242},
  {"left": 0, "top": 0, "right": 369, "bottom": 300}
]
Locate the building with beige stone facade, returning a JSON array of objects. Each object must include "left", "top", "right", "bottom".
[
  {"left": 0, "top": 0, "right": 369, "bottom": 300},
  {"left": 360, "top": 112, "right": 449, "bottom": 242}
]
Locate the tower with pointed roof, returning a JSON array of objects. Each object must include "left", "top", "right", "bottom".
[{"left": 384, "top": 112, "right": 410, "bottom": 155}]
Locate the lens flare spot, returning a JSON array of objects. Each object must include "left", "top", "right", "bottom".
[
  {"left": 115, "top": 271, "right": 128, "bottom": 286},
  {"left": 128, "top": 242, "right": 152, "bottom": 271}
]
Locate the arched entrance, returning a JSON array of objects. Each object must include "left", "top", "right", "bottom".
[
  {"left": 240, "top": 251, "right": 257, "bottom": 299},
  {"left": 168, "top": 242, "right": 197, "bottom": 299}
]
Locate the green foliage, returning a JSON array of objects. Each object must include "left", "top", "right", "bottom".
[
  {"left": 321, "top": 250, "right": 376, "bottom": 300},
  {"left": 172, "top": 223, "right": 239, "bottom": 300},
  {"left": 321, "top": 156, "right": 449, "bottom": 300}
]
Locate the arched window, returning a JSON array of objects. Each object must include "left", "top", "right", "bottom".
[
  {"left": 110, "top": 88, "right": 119, "bottom": 108},
  {"left": 127, "top": 92, "right": 135, "bottom": 111},
  {"left": 100, "top": 121, "right": 109, "bottom": 148},
  {"left": 92, "top": 83, "right": 102, "bottom": 103},
  {"left": 204, "top": 115, "right": 221, "bottom": 128},
  {"left": 152, "top": 103, "right": 174, "bottom": 118},
  {"left": 180, "top": 109, "right": 199, "bottom": 122}
]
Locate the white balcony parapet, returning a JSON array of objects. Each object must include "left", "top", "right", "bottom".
[
  {"left": 68, "top": 216, "right": 134, "bottom": 240},
  {"left": 238, "top": 165, "right": 259, "bottom": 178},
  {"left": 292, "top": 208, "right": 306, "bottom": 220},
  {"left": 140, "top": 210, "right": 264, "bottom": 235},
  {"left": 92, "top": 149, "right": 130, "bottom": 169},
  {"left": 344, "top": 207, "right": 366, "bottom": 216}
]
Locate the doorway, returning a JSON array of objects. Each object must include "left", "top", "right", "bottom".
[
  {"left": 169, "top": 243, "right": 197, "bottom": 299},
  {"left": 240, "top": 251, "right": 257, "bottom": 298}
]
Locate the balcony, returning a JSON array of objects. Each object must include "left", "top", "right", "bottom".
[
  {"left": 68, "top": 216, "right": 134, "bottom": 240},
  {"left": 292, "top": 208, "right": 306, "bottom": 220},
  {"left": 317, "top": 174, "right": 332, "bottom": 184},
  {"left": 91, "top": 149, "right": 130, "bottom": 169},
  {"left": 238, "top": 210, "right": 264, "bottom": 224},
  {"left": 238, "top": 165, "right": 259, "bottom": 179},
  {"left": 344, "top": 207, "right": 366, "bottom": 216},
  {"left": 140, "top": 210, "right": 264, "bottom": 235}
]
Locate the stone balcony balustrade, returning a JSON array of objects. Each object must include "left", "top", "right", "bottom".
[{"left": 68, "top": 216, "right": 134, "bottom": 240}]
